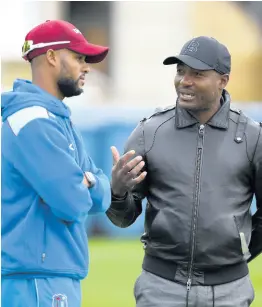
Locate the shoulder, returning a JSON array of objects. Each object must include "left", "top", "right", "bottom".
[
  {"left": 229, "top": 105, "right": 241, "bottom": 115},
  {"left": 140, "top": 105, "right": 176, "bottom": 124},
  {"left": 229, "top": 105, "right": 261, "bottom": 128},
  {"left": 128, "top": 105, "right": 176, "bottom": 153},
  {"left": 126, "top": 105, "right": 176, "bottom": 146},
  {"left": 7, "top": 106, "right": 56, "bottom": 136},
  {"left": 228, "top": 105, "right": 241, "bottom": 123},
  {"left": 233, "top": 107, "right": 262, "bottom": 148},
  {"left": 240, "top": 110, "right": 262, "bottom": 131}
]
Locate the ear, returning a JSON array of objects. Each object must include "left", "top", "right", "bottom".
[
  {"left": 46, "top": 49, "right": 58, "bottom": 67},
  {"left": 219, "top": 74, "right": 229, "bottom": 90}
]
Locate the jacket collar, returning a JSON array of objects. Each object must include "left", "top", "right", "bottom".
[{"left": 175, "top": 89, "right": 231, "bottom": 129}]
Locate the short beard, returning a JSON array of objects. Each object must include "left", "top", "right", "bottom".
[
  {"left": 181, "top": 103, "right": 210, "bottom": 113},
  {"left": 57, "top": 77, "right": 83, "bottom": 98}
]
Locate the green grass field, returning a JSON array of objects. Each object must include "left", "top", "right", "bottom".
[{"left": 82, "top": 238, "right": 262, "bottom": 307}]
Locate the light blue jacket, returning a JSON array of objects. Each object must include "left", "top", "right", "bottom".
[{"left": 1, "top": 79, "right": 111, "bottom": 279}]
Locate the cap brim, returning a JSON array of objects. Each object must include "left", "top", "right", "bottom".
[
  {"left": 69, "top": 42, "right": 109, "bottom": 64},
  {"left": 163, "top": 55, "right": 213, "bottom": 71}
]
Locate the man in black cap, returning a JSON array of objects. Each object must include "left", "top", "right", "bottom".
[{"left": 107, "top": 36, "right": 262, "bottom": 306}]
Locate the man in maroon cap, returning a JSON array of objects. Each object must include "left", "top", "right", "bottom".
[
  {"left": 1, "top": 20, "right": 111, "bottom": 307},
  {"left": 22, "top": 19, "right": 109, "bottom": 99}
]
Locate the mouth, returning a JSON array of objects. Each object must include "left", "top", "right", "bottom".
[
  {"left": 79, "top": 76, "right": 85, "bottom": 86},
  {"left": 179, "top": 91, "right": 196, "bottom": 102}
]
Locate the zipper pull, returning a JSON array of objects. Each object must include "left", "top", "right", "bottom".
[
  {"left": 186, "top": 278, "right": 192, "bottom": 291},
  {"left": 42, "top": 253, "right": 46, "bottom": 262},
  {"left": 199, "top": 124, "right": 205, "bottom": 134}
]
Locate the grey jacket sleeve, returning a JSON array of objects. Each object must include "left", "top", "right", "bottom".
[
  {"left": 106, "top": 120, "right": 149, "bottom": 228},
  {"left": 248, "top": 127, "right": 262, "bottom": 262}
]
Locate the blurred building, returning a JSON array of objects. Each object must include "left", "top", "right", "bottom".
[{"left": 2, "top": 1, "right": 262, "bottom": 105}]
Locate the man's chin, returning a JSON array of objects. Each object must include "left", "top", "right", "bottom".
[
  {"left": 64, "top": 88, "right": 83, "bottom": 98},
  {"left": 178, "top": 99, "right": 199, "bottom": 111},
  {"left": 76, "top": 87, "right": 84, "bottom": 95}
]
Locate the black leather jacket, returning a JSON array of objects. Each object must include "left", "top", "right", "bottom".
[{"left": 107, "top": 90, "right": 262, "bottom": 286}]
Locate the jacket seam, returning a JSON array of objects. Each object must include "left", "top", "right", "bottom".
[
  {"left": 145, "top": 114, "right": 176, "bottom": 154},
  {"left": 228, "top": 117, "right": 238, "bottom": 125}
]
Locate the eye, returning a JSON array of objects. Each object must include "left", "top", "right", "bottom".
[
  {"left": 177, "top": 68, "right": 184, "bottom": 74},
  {"left": 194, "top": 71, "right": 203, "bottom": 77},
  {"left": 77, "top": 55, "right": 85, "bottom": 62}
]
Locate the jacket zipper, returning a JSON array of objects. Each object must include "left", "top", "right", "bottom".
[{"left": 186, "top": 124, "right": 205, "bottom": 296}]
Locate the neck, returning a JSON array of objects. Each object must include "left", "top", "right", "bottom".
[
  {"left": 32, "top": 72, "right": 64, "bottom": 101},
  {"left": 193, "top": 102, "right": 221, "bottom": 124}
]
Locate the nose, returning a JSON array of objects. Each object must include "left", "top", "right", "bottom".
[
  {"left": 180, "top": 73, "right": 194, "bottom": 87},
  {"left": 83, "top": 63, "right": 90, "bottom": 74}
]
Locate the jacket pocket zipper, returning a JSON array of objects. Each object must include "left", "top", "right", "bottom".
[{"left": 233, "top": 216, "right": 251, "bottom": 260}]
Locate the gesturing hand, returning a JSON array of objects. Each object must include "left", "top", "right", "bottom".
[{"left": 111, "top": 146, "right": 147, "bottom": 197}]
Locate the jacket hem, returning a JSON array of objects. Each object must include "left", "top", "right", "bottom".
[
  {"left": 1, "top": 268, "right": 88, "bottom": 280},
  {"left": 142, "top": 254, "right": 249, "bottom": 286}
]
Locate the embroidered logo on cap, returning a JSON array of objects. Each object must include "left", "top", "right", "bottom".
[
  {"left": 73, "top": 28, "right": 81, "bottom": 34},
  {"left": 186, "top": 40, "right": 199, "bottom": 53}
]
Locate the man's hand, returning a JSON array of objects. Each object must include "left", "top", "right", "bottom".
[{"left": 111, "top": 146, "right": 147, "bottom": 197}]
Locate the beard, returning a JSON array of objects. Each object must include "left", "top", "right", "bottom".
[{"left": 57, "top": 76, "right": 83, "bottom": 98}]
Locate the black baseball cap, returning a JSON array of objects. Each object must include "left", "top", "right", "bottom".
[{"left": 163, "top": 36, "right": 231, "bottom": 75}]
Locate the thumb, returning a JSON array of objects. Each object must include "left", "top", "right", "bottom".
[{"left": 111, "top": 146, "right": 120, "bottom": 165}]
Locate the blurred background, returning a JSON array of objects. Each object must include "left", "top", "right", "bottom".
[{"left": 1, "top": 1, "right": 262, "bottom": 306}]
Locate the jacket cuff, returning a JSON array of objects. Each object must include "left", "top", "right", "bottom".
[{"left": 112, "top": 191, "right": 128, "bottom": 201}]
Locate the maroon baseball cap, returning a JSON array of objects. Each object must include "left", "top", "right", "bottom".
[{"left": 22, "top": 20, "right": 109, "bottom": 63}]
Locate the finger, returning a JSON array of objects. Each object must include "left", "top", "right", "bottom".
[
  {"left": 132, "top": 171, "right": 147, "bottom": 185},
  {"left": 122, "top": 155, "right": 143, "bottom": 174},
  {"left": 111, "top": 146, "right": 120, "bottom": 166},
  {"left": 127, "top": 160, "right": 145, "bottom": 179},
  {"left": 117, "top": 150, "right": 136, "bottom": 169}
]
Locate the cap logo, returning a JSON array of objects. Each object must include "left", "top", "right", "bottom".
[
  {"left": 22, "top": 40, "right": 33, "bottom": 54},
  {"left": 73, "top": 28, "right": 81, "bottom": 34},
  {"left": 186, "top": 40, "right": 199, "bottom": 53}
]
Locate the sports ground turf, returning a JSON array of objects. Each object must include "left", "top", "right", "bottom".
[{"left": 82, "top": 238, "right": 262, "bottom": 307}]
